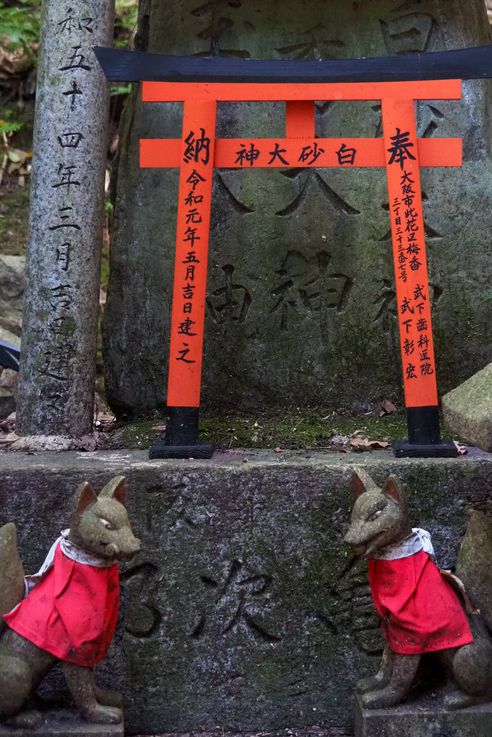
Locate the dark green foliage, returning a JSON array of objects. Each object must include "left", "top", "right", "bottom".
[{"left": 0, "top": 0, "right": 39, "bottom": 58}]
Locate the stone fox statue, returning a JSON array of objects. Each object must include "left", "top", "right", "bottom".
[
  {"left": 0, "top": 476, "right": 141, "bottom": 728},
  {"left": 344, "top": 469, "right": 492, "bottom": 710}
]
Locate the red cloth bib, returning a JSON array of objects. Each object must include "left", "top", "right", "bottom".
[
  {"left": 3, "top": 545, "right": 119, "bottom": 666},
  {"left": 368, "top": 549, "right": 473, "bottom": 654}
]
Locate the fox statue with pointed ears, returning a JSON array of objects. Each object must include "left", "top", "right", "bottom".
[
  {"left": 0, "top": 476, "right": 141, "bottom": 729},
  {"left": 344, "top": 469, "right": 492, "bottom": 710}
]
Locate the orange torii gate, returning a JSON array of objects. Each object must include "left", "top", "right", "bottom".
[
  {"left": 140, "top": 80, "right": 461, "bottom": 458},
  {"left": 96, "top": 44, "right": 469, "bottom": 458}
]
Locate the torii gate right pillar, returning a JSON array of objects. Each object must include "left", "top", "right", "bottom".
[{"left": 382, "top": 97, "right": 457, "bottom": 457}]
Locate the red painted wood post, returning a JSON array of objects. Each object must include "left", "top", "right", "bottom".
[
  {"left": 286, "top": 101, "right": 315, "bottom": 138},
  {"left": 382, "top": 97, "right": 456, "bottom": 456},
  {"left": 150, "top": 98, "right": 217, "bottom": 458}
]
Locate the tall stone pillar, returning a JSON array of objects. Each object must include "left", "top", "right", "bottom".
[{"left": 16, "top": 1, "right": 114, "bottom": 438}]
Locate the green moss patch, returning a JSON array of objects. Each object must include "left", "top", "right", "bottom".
[{"left": 106, "top": 410, "right": 408, "bottom": 450}]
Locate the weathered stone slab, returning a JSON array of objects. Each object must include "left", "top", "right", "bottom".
[
  {"left": 442, "top": 363, "right": 492, "bottom": 452},
  {"left": 354, "top": 693, "right": 492, "bottom": 737},
  {"left": 0, "top": 255, "right": 24, "bottom": 344},
  {"left": 0, "top": 709, "right": 123, "bottom": 737},
  {"left": 0, "top": 368, "right": 17, "bottom": 420},
  {"left": 0, "top": 450, "right": 490, "bottom": 734},
  {"left": 135, "top": 729, "right": 350, "bottom": 737},
  {"left": 104, "top": 0, "right": 492, "bottom": 417}
]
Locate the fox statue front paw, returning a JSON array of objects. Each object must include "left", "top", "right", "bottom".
[
  {"left": 356, "top": 675, "right": 386, "bottom": 694},
  {"left": 5, "top": 710, "right": 43, "bottom": 729},
  {"left": 95, "top": 686, "right": 123, "bottom": 708},
  {"left": 81, "top": 704, "right": 123, "bottom": 724},
  {"left": 361, "top": 688, "right": 404, "bottom": 709}
]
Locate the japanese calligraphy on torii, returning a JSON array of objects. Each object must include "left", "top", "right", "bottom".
[{"left": 137, "top": 80, "right": 461, "bottom": 432}]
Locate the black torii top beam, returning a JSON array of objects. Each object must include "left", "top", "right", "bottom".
[{"left": 94, "top": 44, "right": 492, "bottom": 83}]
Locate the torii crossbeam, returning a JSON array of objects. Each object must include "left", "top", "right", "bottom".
[{"left": 95, "top": 45, "right": 492, "bottom": 459}]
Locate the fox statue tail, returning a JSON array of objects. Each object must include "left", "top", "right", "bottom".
[
  {"left": 456, "top": 510, "right": 492, "bottom": 633},
  {"left": 0, "top": 523, "right": 25, "bottom": 620}
]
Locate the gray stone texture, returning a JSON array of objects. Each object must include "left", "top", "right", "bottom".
[
  {"left": 0, "top": 368, "right": 17, "bottom": 420},
  {"left": 0, "top": 255, "right": 24, "bottom": 345},
  {"left": 0, "top": 709, "right": 123, "bottom": 737},
  {"left": 442, "top": 362, "right": 492, "bottom": 452},
  {"left": 354, "top": 694, "right": 492, "bottom": 737},
  {"left": 0, "top": 449, "right": 490, "bottom": 735},
  {"left": 104, "top": 0, "right": 492, "bottom": 417},
  {"left": 457, "top": 509, "right": 492, "bottom": 632},
  {"left": 0, "top": 254, "right": 22, "bottom": 419},
  {"left": 16, "top": 1, "right": 114, "bottom": 437}
]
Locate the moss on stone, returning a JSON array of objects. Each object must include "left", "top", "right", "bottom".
[
  {"left": 111, "top": 418, "right": 164, "bottom": 448},
  {"left": 107, "top": 411, "right": 409, "bottom": 450},
  {"left": 200, "top": 411, "right": 408, "bottom": 449}
]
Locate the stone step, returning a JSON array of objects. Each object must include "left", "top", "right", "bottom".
[{"left": 355, "top": 693, "right": 492, "bottom": 737}]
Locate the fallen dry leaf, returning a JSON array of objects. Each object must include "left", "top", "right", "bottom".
[
  {"left": 349, "top": 437, "right": 390, "bottom": 451},
  {"left": 380, "top": 399, "right": 398, "bottom": 416}
]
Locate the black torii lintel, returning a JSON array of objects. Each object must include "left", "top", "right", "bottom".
[{"left": 94, "top": 43, "right": 492, "bottom": 83}]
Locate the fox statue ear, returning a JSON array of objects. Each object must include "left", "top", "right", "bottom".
[
  {"left": 99, "top": 476, "right": 128, "bottom": 505},
  {"left": 382, "top": 475, "right": 404, "bottom": 504},
  {"left": 351, "top": 469, "right": 378, "bottom": 497},
  {"left": 73, "top": 481, "right": 98, "bottom": 515}
]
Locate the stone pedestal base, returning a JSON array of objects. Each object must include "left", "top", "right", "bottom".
[
  {"left": 355, "top": 693, "right": 492, "bottom": 737},
  {"left": 1, "top": 449, "right": 491, "bottom": 735},
  {"left": 0, "top": 710, "right": 124, "bottom": 737}
]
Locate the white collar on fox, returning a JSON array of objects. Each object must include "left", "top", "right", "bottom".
[
  {"left": 370, "top": 528, "right": 435, "bottom": 561},
  {"left": 23, "top": 529, "right": 115, "bottom": 597}
]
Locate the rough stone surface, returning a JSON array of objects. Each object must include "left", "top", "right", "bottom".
[
  {"left": 354, "top": 693, "right": 492, "bottom": 737},
  {"left": 0, "top": 255, "right": 24, "bottom": 344},
  {"left": 0, "top": 708, "right": 123, "bottom": 737},
  {"left": 104, "top": 0, "right": 492, "bottom": 417},
  {"left": 442, "top": 362, "right": 492, "bottom": 452},
  {"left": 135, "top": 730, "right": 350, "bottom": 737},
  {"left": 16, "top": 1, "right": 114, "bottom": 437},
  {"left": 457, "top": 509, "right": 492, "bottom": 631},
  {"left": 7, "top": 433, "right": 97, "bottom": 452},
  {"left": 0, "top": 369, "right": 17, "bottom": 420},
  {"left": 0, "top": 449, "right": 490, "bottom": 735}
]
